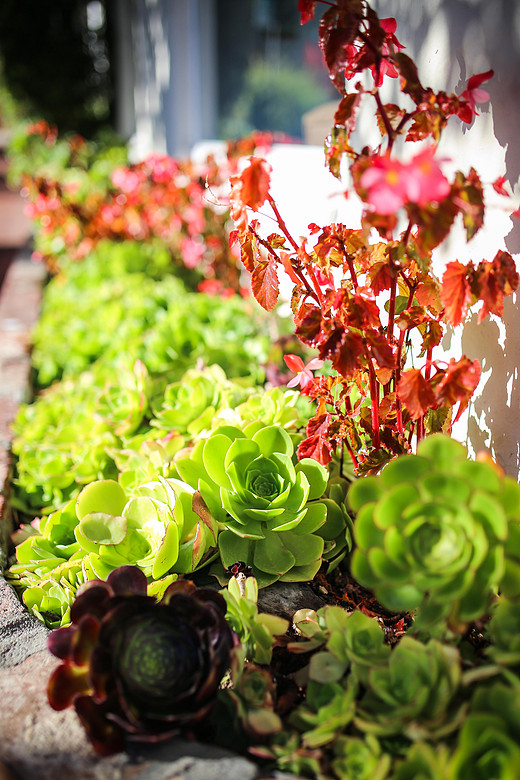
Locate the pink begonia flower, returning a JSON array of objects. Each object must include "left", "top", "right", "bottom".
[
  {"left": 361, "top": 147, "right": 450, "bottom": 214},
  {"left": 360, "top": 157, "right": 408, "bottom": 215},
  {"left": 284, "top": 354, "right": 324, "bottom": 389},
  {"left": 460, "top": 70, "right": 494, "bottom": 115},
  {"left": 400, "top": 146, "right": 451, "bottom": 206}
]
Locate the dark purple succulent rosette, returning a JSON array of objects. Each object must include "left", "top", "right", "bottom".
[{"left": 47, "top": 565, "right": 235, "bottom": 755}]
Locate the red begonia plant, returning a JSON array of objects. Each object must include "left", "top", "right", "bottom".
[{"left": 229, "top": 0, "right": 518, "bottom": 474}]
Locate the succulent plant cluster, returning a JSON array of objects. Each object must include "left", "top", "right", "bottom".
[
  {"left": 47, "top": 567, "right": 235, "bottom": 754},
  {"left": 173, "top": 423, "right": 350, "bottom": 586},
  {"left": 9, "top": 474, "right": 220, "bottom": 627},
  {"left": 348, "top": 434, "right": 520, "bottom": 632}
]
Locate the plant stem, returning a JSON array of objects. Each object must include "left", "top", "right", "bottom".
[
  {"left": 267, "top": 195, "right": 299, "bottom": 253},
  {"left": 374, "top": 89, "right": 395, "bottom": 150},
  {"left": 367, "top": 357, "right": 381, "bottom": 450}
]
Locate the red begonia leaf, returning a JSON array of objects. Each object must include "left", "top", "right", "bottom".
[
  {"left": 240, "top": 157, "right": 271, "bottom": 211},
  {"left": 325, "top": 126, "right": 355, "bottom": 179},
  {"left": 365, "top": 330, "right": 396, "bottom": 369},
  {"left": 398, "top": 368, "right": 436, "bottom": 420},
  {"left": 411, "top": 197, "right": 458, "bottom": 255},
  {"left": 454, "top": 168, "right": 485, "bottom": 241},
  {"left": 376, "top": 103, "right": 407, "bottom": 138},
  {"left": 319, "top": 3, "right": 364, "bottom": 92},
  {"left": 369, "top": 259, "right": 395, "bottom": 295},
  {"left": 298, "top": 434, "right": 333, "bottom": 465},
  {"left": 415, "top": 279, "right": 443, "bottom": 314},
  {"left": 474, "top": 250, "right": 519, "bottom": 323},
  {"left": 343, "top": 292, "right": 381, "bottom": 330},
  {"left": 420, "top": 321, "right": 443, "bottom": 352},
  {"left": 391, "top": 52, "right": 425, "bottom": 104},
  {"left": 332, "top": 330, "right": 365, "bottom": 378},
  {"left": 441, "top": 260, "right": 472, "bottom": 326},
  {"left": 434, "top": 357, "right": 481, "bottom": 422},
  {"left": 395, "top": 305, "right": 428, "bottom": 332},
  {"left": 251, "top": 258, "right": 279, "bottom": 311},
  {"left": 334, "top": 92, "right": 361, "bottom": 131},
  {"left": 298, "top": 414, "right": 333, "bottom": 465},
  {"left": 316, "top": 319, "right": 346, "bottom": 360},
  {"left": 295, "top": 304, "right": 323, "bottom": 345}
]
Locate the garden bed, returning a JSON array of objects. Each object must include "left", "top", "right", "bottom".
[{"left": 0, "top": 254, "right": 283, "bottom": 780}]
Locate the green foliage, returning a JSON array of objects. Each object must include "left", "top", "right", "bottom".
[
  {"left": 220, "top": 59, "right": 330, "bottom": 140},
  {"left": 449, "top": 682, "right": 520, "bottom": 779},
  {"left": 222, "top": 574, "right": 289, "bottom": 665},
  {"left": 348, "top": 434, "right": 520, "bottom": 632},
  {"left": 30, "top": 241, "right": 270, "bottom": 389},
  {"left": 174, "top": 423, "right": 350, "bottom": 586},
  {"left": 332, "top": 734, "right": 392, "bottom": 780},
  {"left": 9, "top": 475, "right": 218, "bottom": 627}
]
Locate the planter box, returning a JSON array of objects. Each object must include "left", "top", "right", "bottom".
[{"left": 0, "top": 253, "right": 289, "bottom": 780}]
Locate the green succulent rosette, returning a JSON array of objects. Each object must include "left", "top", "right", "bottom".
[
  {"left": 348, "top": 434, "right": 518, "bottom": 630},
  {"left": 212, "top": 386, "right": 313, "bottom": 433},
  {"left": 486, "top": 597, "right": 520, "bottom": 669},
  {"left": 449, "top": 682, "right": 520, "bottom": 780},
  {"left": 332, "top": 734, "right": 391, "bottom": 780},
  {"left": 74, "top": 477, "right": 218, "bottom": 581},
  {"left": 149, "top": 364, "right": 252, "bottom": 437},
  {"left": 8, "top": 476, "right": 218, "bottom": 627},
  {"left": 174, "top": 423, "right": 348, "bottom": 586},
  {"left": 7, "top": 499, "right": 86, "bottom": 626},
  {"left": 391, "top": 743, "right": 452, "bottom": 780},
  {"left": 354, "top": 636, "right": 463, "bottom": 740}
]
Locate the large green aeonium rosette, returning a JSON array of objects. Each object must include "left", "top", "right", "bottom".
[
  {"left": 47, "top": 566, "right": 235, "bottom": 754},
  {"left": 348, "top": 434, "right": 520, "bottom": 631},
  {"left": 174, "top": 424, "right": 349, "bottom": 586}
]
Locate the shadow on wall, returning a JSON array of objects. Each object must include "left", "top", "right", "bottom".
[{"left": 379, "top": 0, "right": 520, "bottom": 476}]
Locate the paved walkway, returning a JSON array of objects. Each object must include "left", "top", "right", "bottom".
[{"left": 0, "top": 143, "right": 33, "bottom": 288}]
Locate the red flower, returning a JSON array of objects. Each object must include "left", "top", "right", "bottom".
[
  {"left": 369, "top": 18, "right": 405, "bottom": 87},
  {"left": 458, "top": 70, "right": 493, "bottom": 122}
]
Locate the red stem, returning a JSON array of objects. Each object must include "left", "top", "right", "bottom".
[
  {"left": 367, "top": 356, "right": 381, "bottom": 450},
  {"left": 267, "top": 194, "right": 299, "bottom": 253},
  {"left": 374, "top": 88, "right": 395, "bottom": 151},
  {"left": 387, "top": 272, "right": 397, "bottom": 344}
]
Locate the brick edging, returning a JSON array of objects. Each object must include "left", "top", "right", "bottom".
[{"left": 0, "top": 251, "right": 46, "bottom": 558}]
